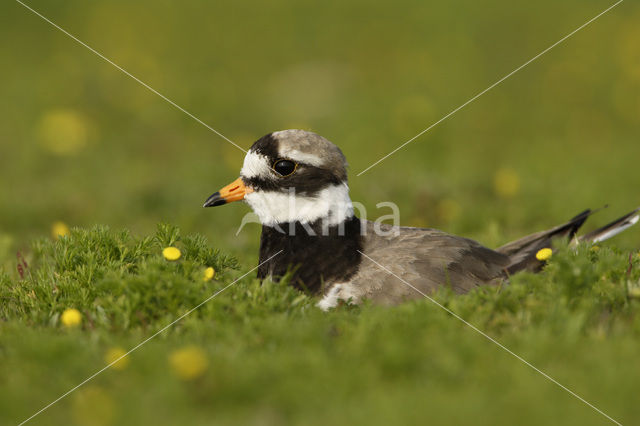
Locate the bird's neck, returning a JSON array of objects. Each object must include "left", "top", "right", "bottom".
[
  {"left": 244, "top": 184, "right": 353, "bottom": 227},
  {"left": 257, "top": 216, "right": 363, "bottom": 293}
]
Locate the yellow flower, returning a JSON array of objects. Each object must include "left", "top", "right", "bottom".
[
  {"left": 493, "top": 168, "right": 520, "bottom": 199},
  {"left": 162, "top": 247, "right": 181, "bottom": 261},
  {"left": 536, "top": 248, "right": 553, "bottom": 261},
  {"left": 203, "top": 267, "right": 215, "bottom": 281},
  {"left": 104, "top": 347, "right": 129, "bottom": 370},
  {"left": 52, "top": 221, "right": 70, "bottom": 239},
  {"left": 169, "top": 346, "right": 208, "bottom": 380},
  {"left": 38, "top": 109, "right": 89, "bottom": 156},
  {"left": 590, "top": 245, "right": 600, "bottom": 252},
  {"left": 61, "top": 308, "right": 82, "bottom": 327}
]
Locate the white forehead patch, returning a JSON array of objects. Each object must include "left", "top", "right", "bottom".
[
  {"left": 240, "top": 151, "right": 271, "bottom": 179},
  {"left": 279, "top": 149, "right": 324, "bottom": 167}
]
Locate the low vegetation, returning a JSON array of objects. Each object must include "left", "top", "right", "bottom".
[{"left": 1, "top": 225, "right": 639, "bottom": 425}]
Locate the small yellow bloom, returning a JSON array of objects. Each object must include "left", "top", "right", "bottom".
[
  {"left": 38, "top": 109, "right": 89, "bottom": 156},
  {"left": 61, "top": 308, "right": 82, "bottom": 327},
  {"left": 169, "top": 346, "right": 208, "bottom": 380},
  {"left": 52, "top": 221, "right": 70, "bottom": 239},
  {"left": 104, "top": 347, "right": 129, "bottom": 370},
  {"left": 536, "top": 248, "right": 553, "bottom": 261},
  {"left": 203, "top": 267, "right": 215, "bottom": 281},
  {"left": 590, "top": 245, "right": 600, "bottom": 252},
  {"left": 162, "top": 247, "right": 181, "bottom": 261},
  {"left": 493, "top": 168, "right": 520, "bottom": 199}
]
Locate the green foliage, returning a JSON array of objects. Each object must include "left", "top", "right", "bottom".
[
  {"left": 0, "top": 224, "right": 239, "bottom": 330},
  {"left": 434, "top": 243, "right": 640, "bottom": 337},
  {"left": 1, "top": 226, "right": 640, "bottom": 425}
]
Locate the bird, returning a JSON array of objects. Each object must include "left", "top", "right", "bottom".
[{"left": 204, "top": 129, "right": 640, "bottom": 310}]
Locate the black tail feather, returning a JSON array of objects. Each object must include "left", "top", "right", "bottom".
[
  {"left": 497, "top": 206, "right": 639, "bottom": 275},
  {"left": 580, "top": 207, "right": 640, "bottom": 243}
]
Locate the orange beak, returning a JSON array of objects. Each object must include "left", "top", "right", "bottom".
[{"left": 203, "top": 177, "right": 253, "bottom": 207}]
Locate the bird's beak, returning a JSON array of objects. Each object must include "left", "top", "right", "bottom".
[{"left": 203, "top": 177, "right": 253, "bottom": 207}]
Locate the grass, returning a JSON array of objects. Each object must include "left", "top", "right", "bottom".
[
  {"left": 1, "top": 226, "right": 640, "bottom": 425},
  {"left": 2, "top": 0, "right": 640, "bottom": 424}
]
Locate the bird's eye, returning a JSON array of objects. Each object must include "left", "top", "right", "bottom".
[{"left": 272, "top": 159, "right": 297, "bottom": 177}]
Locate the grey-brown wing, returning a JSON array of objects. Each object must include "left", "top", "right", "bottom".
[{"left": 352, "top": 221, "right": 510, "bottom": 305}]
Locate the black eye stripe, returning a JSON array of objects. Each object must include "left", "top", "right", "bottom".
[
  {"left": 243, "top": 167, "right": 343, "bottom": 197},
  {"left": 272, "top": 159, "right": 297, "bottom": 177}
]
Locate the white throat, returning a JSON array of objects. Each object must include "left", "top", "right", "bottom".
[{"left": 244, "top": 184, "right": 354, "bottom": 226}]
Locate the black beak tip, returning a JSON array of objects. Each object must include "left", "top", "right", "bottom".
[{"left": 203, "top": 192, "right": 226, "bottom": 208}]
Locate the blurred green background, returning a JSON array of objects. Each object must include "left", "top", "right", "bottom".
[
  {"left": 1, "top": 0, "right": 639, "bottom": 262},
  {"left": 1, "top": 0, "right": 640, "bottom": 425}
]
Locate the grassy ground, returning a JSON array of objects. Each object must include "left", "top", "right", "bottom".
[
  {"left": 1, "top": 226, "right": 640, "bottom": 425},
  {"left": 1, "top": 0, "right": 640, "bottom": 424}
]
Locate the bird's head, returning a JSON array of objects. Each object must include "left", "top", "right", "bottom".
[{"left": 204, "top": 130, "right": 353, "bottom": 227}]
